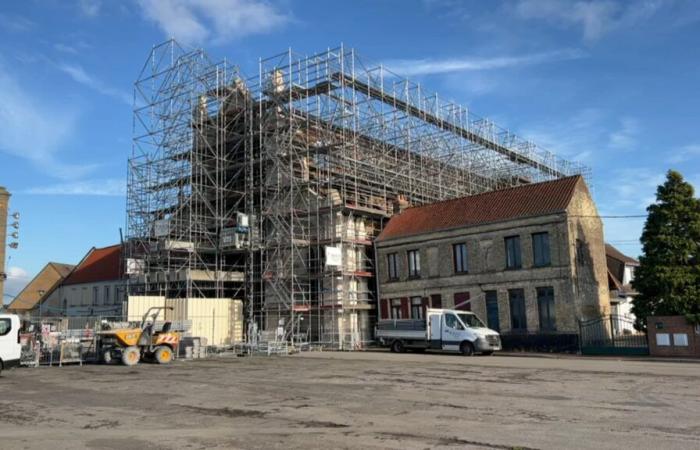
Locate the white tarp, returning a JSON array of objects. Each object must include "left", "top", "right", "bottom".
[{"left": 325, "top": 246, "right": 342, "bottom": 267}]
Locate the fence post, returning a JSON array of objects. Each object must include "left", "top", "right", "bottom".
[
  {"left": 578, "top": 319, "right": 583, "bottom": 354},
  {"left": 609, "top": 315, "right": 615, "bottom": 347}
]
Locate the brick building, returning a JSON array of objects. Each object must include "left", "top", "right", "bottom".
[
  {"left": 6, "top": 262, "right": 74, "bottom": 316},
  {"left": 375, "top": 175, "right": 610, "bottom": 350}
]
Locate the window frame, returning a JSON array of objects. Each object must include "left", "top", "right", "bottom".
[
  {"left": 407, "top": 249, "right": 421, "bottom": 278},
  {"left": 536, "top": 286, "right": 556, "bottom": 332},
  {"left": 410, "top": 296, "right": 424, "bottom": 319},
  {"left": 505, "top": 235, "right": 522, "bottom": 269},
  {"left": 386, "top": 252, "right": 399, "bottom": 281},
  {"left": 390, "top": 299, "right": 402, "bottom": 319},
  {"left": 452, "top": 243, "right": 468, "bottom": 274},
  {"left": 532, "top": 232, "right": 551, "bottom": 268}
]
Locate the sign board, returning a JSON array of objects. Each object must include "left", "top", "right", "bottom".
[
  {"left": 126, "top": 258, "right": 145, "bottom": 275},
  {"left": 325, "top": 246, "right": 342, "bottom": 267}
]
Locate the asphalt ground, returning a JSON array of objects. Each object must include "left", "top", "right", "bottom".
[{"left": 1, "top": 351, "right": 699, "bottom": 449}]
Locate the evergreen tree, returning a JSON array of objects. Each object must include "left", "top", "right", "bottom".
[{"left": 631, "top": 170, "right": 700, "bottom": 328}]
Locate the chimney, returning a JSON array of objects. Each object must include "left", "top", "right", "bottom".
[
  {"left": 392, "top": 195, "right": 409, "bottom": 215},
  {"left": 0, "top": 186, "right": 10, "bottom": 302}
]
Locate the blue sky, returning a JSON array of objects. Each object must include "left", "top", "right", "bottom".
[{"left": 1, "top": 0, "right": 699, "bottom": 302}]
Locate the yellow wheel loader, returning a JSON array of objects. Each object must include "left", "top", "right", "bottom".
[{"left": 97, "top": 307, "right": 180, "bottom": 366}]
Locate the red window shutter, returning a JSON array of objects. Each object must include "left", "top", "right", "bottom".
[
  {"left": 401, "top": 297, "right": 409, "bottom": 319},
  {"left": 380, "top": 298, "right": 389, "bottom": 319},
  {"left": 422, "top": 297, "right": 429, "bottom": 317},
  {"left": 431, "top": 294, "right": 442, "bottom": 309},
  {"left": 454, "top": 292, "right": 471, "bottom": 311}
]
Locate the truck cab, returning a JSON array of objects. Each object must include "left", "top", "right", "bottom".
[
  {"left": 427, "top": 308, "right": 501, "bottom": 355},
  {"left": 376, "top": 308, "right": 501, "bottom": 356},
  {"left": 0, "top": 314, "right": 21, "bottom": 375}
]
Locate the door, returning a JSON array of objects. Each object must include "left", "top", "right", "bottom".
[
  {"left": 0, "top": 316, "right": 21, "bottom": 364},
  {"left": 441, "top": 313, "right": 463, "bottom": 351},
  {"left": 485, "top": 290, "right": 500, "bottom": 332},
  {"left": 428, "top": 311, "right": 442, "bottom": 349}
]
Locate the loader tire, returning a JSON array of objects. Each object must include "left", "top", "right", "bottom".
[
  {"left": 121, "top": 346, "right": 140, "bottom": 366},
  {"left": 154, "top": 346, "right": 173, "bottom": 364}
]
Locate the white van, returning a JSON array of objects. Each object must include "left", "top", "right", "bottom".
[
  {"left": 376, "top": 308, "right": 501, "bottom": 355},
  {"left": 0, "top": 314, "right": 21, "bottom": 376}
]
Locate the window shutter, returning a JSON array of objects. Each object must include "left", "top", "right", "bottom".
[
  {"left": 380, "top": 298, "right": 389, "bottom": 320},
  {"left": 422, "top": 297, "right": 429, "bottom": 317},
  {"left": 401, "top": 297, "right": 410, "bottom": 319}
]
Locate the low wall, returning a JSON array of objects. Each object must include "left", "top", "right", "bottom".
[{"left": 647, "top": 316, "right": 700, "bottom": 357}]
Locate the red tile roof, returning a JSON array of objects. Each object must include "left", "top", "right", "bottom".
[
  {"left": 377, "top": 175, "right": 582, "bottom": 242},
  {"left": 63, "top": 244, "right": 123, "bottom": 285}
]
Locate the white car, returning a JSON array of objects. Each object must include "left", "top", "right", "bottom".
[{"left": 0, "top": 314, "right": 21, "bottom": 376}]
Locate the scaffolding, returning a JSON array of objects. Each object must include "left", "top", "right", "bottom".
[{"left": 126, "top": 40, "right": 590, "bottom": 349}]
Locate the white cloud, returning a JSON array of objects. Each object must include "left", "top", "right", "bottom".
[
  {"left": 0, "top": 63, "right": 95, "bottom": 180},
  {"left": 668, "top": 144, "right": 700, "bottom": 164},
  {"left": 79, "top": 0, "right": 102, "bottom": 17},
  {"left": 0, "top": 13, "right": 35, "bottom": 33},
  {"left": 513, "top": 0, "right": 664, "bottom": 42},
  {"left": 136, "top": 0, "right": 289, "bottom": 45},
  {"left": 383, "top": 49, "right": 585, "bottom": 77},
  {"left": 57, "top": 63, "right": 132, "bottom": 105},
  {"left": 3, "top": 266, "right": 30, "bottom": 302},
  {"left": 23, "top": 179, "right": 126, "bottom": 197},
  {"left": 608, "top": 117, "right": 638, "bottom": 150}
]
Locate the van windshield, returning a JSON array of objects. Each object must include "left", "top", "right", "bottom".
[{"left": 457, "top": 313, "right": 485, "bottom": 328}]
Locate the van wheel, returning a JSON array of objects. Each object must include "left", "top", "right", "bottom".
[
  {"left": 391, "top": 340, "right": 405, "bottom": 353},
  {"left": 460, "top": 341, "right": 475, "bottom": 356}
]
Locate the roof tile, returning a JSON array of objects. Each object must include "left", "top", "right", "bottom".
[{"left": 377, "top": 176, "right": 582, "bottom": 241}]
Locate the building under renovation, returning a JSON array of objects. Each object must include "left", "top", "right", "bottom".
[{"left": 126, "top": 40, "right": 589, "bottom": 349}]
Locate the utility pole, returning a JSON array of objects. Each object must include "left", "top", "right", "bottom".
[{"left": 0, "top": 186, "right": 10, "bottom": 302}]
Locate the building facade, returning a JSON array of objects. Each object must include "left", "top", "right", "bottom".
[
  {"left": 55, "top": 244, "right": 125, "bottom": 317},
  {"left": 606, "top": 243, "right": 639, "bottom": 333},
  {"left": 375, "top": 176, "right": 610, "bottom": 350},
  {"left": 6, "top": 262, "right": 74, "bottom": 316}
]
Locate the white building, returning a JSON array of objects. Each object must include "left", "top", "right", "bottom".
[
  {"left": 54, "top": 244, "right": 125, "bottom": 317},
  {"left": 606, "top": 243, "right": 639, "bottom": 334}
]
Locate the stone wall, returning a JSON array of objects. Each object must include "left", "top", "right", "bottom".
[{"left": 376, "top": 179, "right": 610, "bottom": 339}]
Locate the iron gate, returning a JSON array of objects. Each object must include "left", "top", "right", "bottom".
[{"left": 579, "top": 315, "right": 649, "bottom": 355}]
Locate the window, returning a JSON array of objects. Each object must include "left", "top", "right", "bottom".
[
  {"left": 103, "top": 286, "right": 111, "bottom": 305},
  {"left": 656, "top": 333, "right": 670, "bottom": 346},
  {"left": 407, "top": 250, "right": 421, "bottom": 278},
  {"left": 509, "top": 289, "right": 527, "bottom": 331},
  {"left": 411, "top": 297, "right": 424, "bottom": 319},
  {"left": 453, "top": 243, "right": 468, "bottom": 273},
  {"left": 674, "top": 333, "right": 689, "bottom": 346},
  {"left": 532, "top": 232, "right": 551, "bottom": 267},
  {"left": 92, "top": 286, "right": 100, "bottom": 306},
  {"left": 485, "top": 290, "right": 500, "bottom": 332},
  {"left": 444, "top": 313, "right": 463, "bottom": 330},
  {"left": 390, "top": 299, "right": 402, "bottom": 319},
  {"left": 0, "top": 318, "right": 11, "bottom": 336},
  {"left": 387, "top": 253, "right": 399, "bottom": 280},
  {"left": 537, "top": 286, "right": 556, "bottom": 332},
  {"left": 505, "top": 236, "right": 522, "bottom": 269}
]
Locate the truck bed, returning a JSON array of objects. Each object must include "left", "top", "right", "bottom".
[{"left": 375, "top": 319, "right": 427, "bottom": 340}]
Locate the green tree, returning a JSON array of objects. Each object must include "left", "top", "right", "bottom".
[{"left": 631, "top": 170, "right": 700, "bottom": 328}]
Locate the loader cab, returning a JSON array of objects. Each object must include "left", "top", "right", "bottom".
[{"left": 0, "top": 314, "right": 21, "bottom": 376}]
